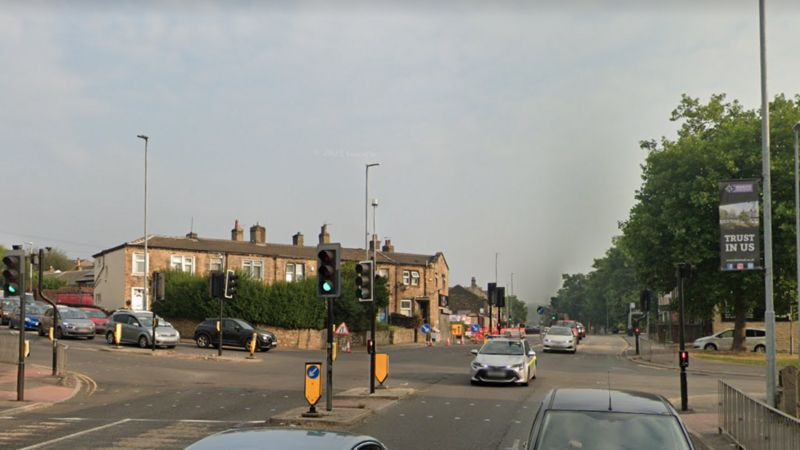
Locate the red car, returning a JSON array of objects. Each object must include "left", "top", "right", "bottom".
[
  {"left": 76, "top": 306, "right": 110, "bottom": 334},
  {"left": 555, "top": 320, "right": 581, "bottom": 342}
]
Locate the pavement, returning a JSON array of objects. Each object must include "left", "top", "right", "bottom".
[
  {"left": 0, "top": 362, "right": 80, "bottom": 415},
  {"left": 620, "top": 334, "right": 747, "bottom": 450}
]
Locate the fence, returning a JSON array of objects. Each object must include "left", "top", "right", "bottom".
[{"left": 719, "top": 380, "right": 800, "bottom": 450}]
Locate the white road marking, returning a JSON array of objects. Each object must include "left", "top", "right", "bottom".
[
  {"left": 17, "top": 418, "right": 132, "bottom": 450},
  {"left": 454, "top": 417, "right": 461, "bottom": 420},
  {"left": 511, "top": 439, "right": 521, "bottom": 450}
]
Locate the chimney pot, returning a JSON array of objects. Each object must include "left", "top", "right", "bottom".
[
  {"left": 381, "top": 239, "right": 395, "bottom": 253},
  {"left": 471, "top": 277, "right": 477, "bottom": 288},
  {"left": 318, "top": 224, "right": 331, "bottom": 244},
  {"left": 231, "top": 219, "right": 244, "bottom": 241}
]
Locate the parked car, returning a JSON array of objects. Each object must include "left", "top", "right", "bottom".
[
  {"left": 542, "top": 326, "right": 577, "bottom": 353},
  {"left": 105, "top": 310, "right": 180, "bottom": 348},
  {"left": 0, "top": 298, "right": 18, "bottom": 325},
  {"left": 76, "top": 306, "right": 110, "bottom": 334},
  {"left": 470, "top": 337, "right": 536, "bottom": 386},
  {"left": 526, "top": 388, "right": 694, "bottom": 449},
  {"left": 693, "top": 328, "right": 766, "bottom": 352},
  {"left": 193, "top": 318, "right": 278, "bottom": 352},
  {"left": 524, "top": 325, "right": 541, "bottom": 335},
  {"left": 8, "top": 302, "right": 48, "bottom": 330},
  {"left": 186, "top": 428, "right": 388, "bottom": 450},
  {"left": 554, "top": 320, "right": 581, "bottom": 342},
  {"left": 576, "top": 322, "right": 587, "bottom": 338},
  {"left": 38, "top": 305, "right": 95, "bottom": 339}
]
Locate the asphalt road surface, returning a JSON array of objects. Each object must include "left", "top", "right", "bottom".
[{"left": 0, "top": 331, "right": 764, "bottom": 449}]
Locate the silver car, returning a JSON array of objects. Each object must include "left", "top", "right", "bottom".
[
  {"left": 693, "top": 328, "right": 766, "bottom": 352},
  {"left": 38, "top": 306, "right": 96, "bottom": 339},
  {"left": 186, "top": 428, "right": 388, "bottom": 450},
  {"left": 542, "top": 326, "right": 576, "bottom": 353},
  {"left": 470, "top": 338, "right": 537, "bottom": 386},
  {"left": 105, "top": 310, "right": 180, "bottom": 349}
]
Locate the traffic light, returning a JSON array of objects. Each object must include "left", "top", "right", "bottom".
[
  {"left": 152, "top": 272, "right": 166, "bottom": 301},
  {"left": 224, "top": 270, "right": 239, "bottom": 299},
  {"left": 487, "top": 282, "right": 497, "bottom": 306},
  {"left": 679, "top": 350, "right": 689, "bottom": 368},
  {"left": 209, "top": 271, "right": 225, "bottom": 298},
  {"left": 495, "top": 287, "right": 506, "bottom": 308},
  {"left": 640, "top": 290, "right": 651, "bottom": 311},
  {"left": 634, "top": 326, "right": 641, "bottom": 336},
  {"left": 2, "top": 249, "right": 24, "bottom": 297},
  {"left": 355, "top": 260, "right": 374, "bottom": 302},
  {"left": 316, "top": 243, "right": 341, "bottom": 298}
]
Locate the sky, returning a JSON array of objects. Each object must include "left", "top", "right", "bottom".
[{"left": 1, "top": 1, "right": 799, "bottom": 308}]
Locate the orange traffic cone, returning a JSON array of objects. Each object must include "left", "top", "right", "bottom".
[{"left": 345, "top": 340, "right": 351, "bottom": 353}]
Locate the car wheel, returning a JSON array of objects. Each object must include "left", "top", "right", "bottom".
[
  {"left": 754, "top": 344, "right": 766, "bottom": 353},
  {"left": 196, "top": 334, "right": 210, "bottom": 348},
  {"left": 38, "top": 326, "right": 45, "bottom": 336},
  {"left": 167, "top": 345, "right": 176, "bottom": 349},
  {"left": 87, "top": 335, "right": 95, "bottom": 340},
  {"left": 522, "top": 368, "right": 530, "bottom": 386},
  {"left": 55, "top": 327, "right": 63, "bottom": 339},
  {"left": 106, "top": 332, "right": 115, "bottom": 345},
  {"left": 470, "top": 380, "right": 479, "bottom": 386},
  {"left": 704, "top": 343, "right": 717, "bottom": 351},
  {"left": 138, "top": 335, "right": 149, "bottom": 348}
]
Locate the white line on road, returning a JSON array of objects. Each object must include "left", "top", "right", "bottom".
[{"left": 17, "top": 418, "right": 132, "bottom": 450}]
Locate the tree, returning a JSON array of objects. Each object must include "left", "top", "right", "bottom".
[
  {"left": 620, "top": 94, "right": 800, "bottom": 351},
  {"left": 507, "top": 295, "right": 528, "bottom": 325},
  {"left": 42, "top": 248, "right": 74, "bottom": 272}
]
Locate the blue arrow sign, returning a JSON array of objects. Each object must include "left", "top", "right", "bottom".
[
  {"left": 421, "top": 323, "right": 431, "bottom": 334},
  {"left": 470, "top": 323, "right": 480, "bottom": 333},
  {"left": 537, "top": 306, "right": 546, "bottom": 315},
  {"left": 307, "top": 365, "right": 320, "bottom": 379}
]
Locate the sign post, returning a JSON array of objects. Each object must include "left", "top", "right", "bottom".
[{"left": 302, "top": 362, "right": 322, "bottom": 417}]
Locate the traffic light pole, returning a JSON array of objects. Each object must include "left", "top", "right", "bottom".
[
  {"left": 218, "top": 296, "right": 224, "bottom": 357},
  {"left": 370, "top": 237, "right": 377, "bottom": 394},
  {"left": 326, "top": 296, "right": 334, "bottom": 411},
  {"left": 37, "top": 249, "right": 59, "bottom": 376},
  {"left": 677, "top": 263, "right": 688, "bottom": 412},
  {"left": 17, "top": 254, "right": 27, "bottom": 401}
]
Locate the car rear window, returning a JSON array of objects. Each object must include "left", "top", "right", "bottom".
[{"left": 534, "top": 410, "right": 691, "bottom": 450}]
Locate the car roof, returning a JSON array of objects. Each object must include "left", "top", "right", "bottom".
[
  {"left": 185, "top": 427, "right": 386, "bottom": 450},
  {"left": 543, "top": 389, "right": 674, "bottom": 415}
]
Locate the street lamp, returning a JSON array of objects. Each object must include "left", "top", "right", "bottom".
[
  {"left": 794, "top": 122, "right": 800, "bottom": 357},
  {"left": 137, "top": 134, "right": 149, "bottom": 311},
  {"left": 365, "top": 163, "right": 379, "bottom": 259}
]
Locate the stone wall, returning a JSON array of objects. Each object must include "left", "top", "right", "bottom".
[
  {"left": 166, "top": 317, "right": 326, "bottom": 350},
  {"left": 712, "top": 316, "right": 800, "bottom": 353}
]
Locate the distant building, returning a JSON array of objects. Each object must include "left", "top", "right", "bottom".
[{"left": 93, "top": 222, "right": 448, "bottom": 331}]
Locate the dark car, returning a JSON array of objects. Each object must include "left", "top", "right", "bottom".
[
  {"left": 186, "top": 428, "right": 387, "bottom": 450},
  {"left": 526, "top": 388, "right": 694, "bottom": 449},
  {"left": 193, "top": 318, "right": 278, "bottom": 352}
]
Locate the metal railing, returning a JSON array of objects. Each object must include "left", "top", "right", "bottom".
[{"left": 719, "top": 380, "right": 800, "bottom": 450}]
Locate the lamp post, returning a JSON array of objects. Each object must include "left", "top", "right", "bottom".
[
  {"left": 137, "top": 135, "right": 149, "bottom": 312},
  {"left": 370, "top": 197, "right": 378, "bottom": 394},
  {"left": 365, "top": 163, "right": 379, "bottom": 259},
  {"left": 794, "top": 122, "right": 800, "bottom": 357}
]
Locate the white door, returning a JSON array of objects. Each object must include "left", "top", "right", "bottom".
[{"left": 131, "top": 288, "right": 145, "bottom": 311}]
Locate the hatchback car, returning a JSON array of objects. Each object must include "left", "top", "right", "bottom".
[
  {"left": 77, "top": 306, "right": 110, "bottom": 334},
  {"left": 526, "top": 388, "right": 694, "bottom": 449},
  {"left": 470, "top": 337, "right": 536, "bottom": 386},
  {"left": 542, "top": 326, "right": 577, "bottom": 353},
  {"left": 38, "top": 305, "right": 96, "bottom": 339},
  {"left": 693, "top": 328, "right": 766, "bottom": 352},
  {"left": 105, "top": 310, "right": 180, "bottom": 348},
  {"left": 186, "top": 428, "right": 388, "bottom": 450},
  {"left": 193, "top": 318, "right": 278, "bottom": 351},
  {"left": 9, "top": 302, "right": 48, "bottom": 330}
]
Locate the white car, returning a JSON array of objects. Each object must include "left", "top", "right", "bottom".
[
  {"left": 542, "top": 326, "right": 577, "bottom": 353},
  {"left": 470, "top": 338, "right": 537, "bottom": 386},
  {"left": 693, "top": 328, "right": 766, "bottom": 352}
]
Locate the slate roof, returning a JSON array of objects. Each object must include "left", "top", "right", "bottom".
[
  {"left": 93, "top": 235, "right": 445, "bottom": 267},
  {"left": 45, "top": 269, "right": 94, "bottom": 286},
  {"left": 448, "top": 285, "right": 488, "bottom": 315}
]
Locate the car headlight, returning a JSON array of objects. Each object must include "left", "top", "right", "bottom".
[
  {"left": 511, "top": 363, "right": 525, "bottom": 370},
  {"left": 471, "top": 362, "right": 485, "bottom": 370}
]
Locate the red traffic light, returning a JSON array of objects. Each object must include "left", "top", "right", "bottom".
[
  {"left": 634, "top": 327, "right": 640, "bottom": 336},
  {"left": 679, "top": 350, "right": 689, "bottom": 368}
]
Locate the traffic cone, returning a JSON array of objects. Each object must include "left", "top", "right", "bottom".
[{"left": 345, "top": 340, "right": 351, "bottom": 353}]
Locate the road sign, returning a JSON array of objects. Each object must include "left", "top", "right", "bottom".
[
  {"left": 450, "top": 323, "right": 464, "bottom": 337},
  {"left": 537, "top": 306, "right": 546, "bottom": 315},
  {"left": 421, "top": 323, "right": 431, "bottom": 334},
  {"left": 305, "top": 362, "right": 322, "bottom": 407},
  {"left": 335, "top": 322, "right": 350, "bottom": 336},
  {"left": 375, "top": 353, "right": 389, "bottom": 385},
  {"left": 470, "top": 323, "right": 480, "bottom": 333}
]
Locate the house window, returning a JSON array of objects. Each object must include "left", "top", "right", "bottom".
[
  {"left": 170, "top": 255, "right": 195, "bottom": 273},
  {"left": 285, "top": 263, "right": 305, "bottom": 282},
  {"left": 242, "top": 259, "right": 264, "bottom": 280},
  {"left": 209, "top": 257, "right": 224, "bottom": 272},
  {"left": 132, "top": 253, "right": 147, "bottom": 275},
  {"left": 400, "top": 299, "right": 413, "bottom": 317},
  {"left": 411, "top": 271, "right": 420, "bottom": 286},
  {"left": 402, "top": 271, "right": 410, "bottom": 285}
]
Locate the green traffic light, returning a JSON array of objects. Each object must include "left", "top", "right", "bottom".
[
  {"left": 322, "top": 281, "right": 333, "bottom": 292},
  {"left": 7, "top": 285, "right": 16, "bottom": 294}
]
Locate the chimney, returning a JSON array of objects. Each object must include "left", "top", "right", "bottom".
[
  {"left": 186, "top": 231, "right": 198, "bottom": 240},
  {"left": 471, "top": 276, "right": 477, "bottom": 288},
  {"left": 292, "top": 232, "right": 305, "bottom": 247},
  {"left": 381, "top": 239, "right": 395, "bottom": 253},
  {"left": 369, "top": 234, "right": 378, "bottom": 252},
  {"left": 75, "top": 257, "right": 82, "bottom": 270},
  {"left": 231, "top": 220, "right": 244, "bottom": 241},
  {"left": 319, "top": 224, "right": 330, "bottom": 244},
  {"left": 250, "top": 222, "right": 266, "bottom": 244}
]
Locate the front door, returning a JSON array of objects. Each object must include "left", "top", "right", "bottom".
[{"left": 131, "top": 288, "right": 145, "bottom": 311}]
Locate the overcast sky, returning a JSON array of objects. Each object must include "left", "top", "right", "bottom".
[{"left": 2, "top": 1, "right": 799, "bottom": 307}]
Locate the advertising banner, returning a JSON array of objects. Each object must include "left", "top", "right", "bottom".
[{"left": 719, "top": 180, "right": 760, "bottom": 271}]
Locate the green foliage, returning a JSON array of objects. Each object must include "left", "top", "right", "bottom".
[
  {"left": 507, "top": 295, "right": 528, "bottom": 325},
  {"left": 37, "top": 275, "right": 67, "bottom": 290},
  {"left": 154, "top": 263, "right": 389, "bottom": 331},
  {"left": 43, "top": 248, "right": 74, "bottom": 272}
]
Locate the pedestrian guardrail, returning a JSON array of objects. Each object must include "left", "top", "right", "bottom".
[{"left": 719, "top": 380, "right": 800, "bottom": 450}]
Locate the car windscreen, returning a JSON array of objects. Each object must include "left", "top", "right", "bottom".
[
  {"left": 547, "top": 327, "right": 573, "bottom": 336},
  {"left": 60, "top": 309, "right": 88, "bottom": 319},
  {"left": 480, "top": 340, "right": 524, "bottom": 355},
  {"left": 81, "top": 309, "right": 108, "bottom": 319},
  {"left": 534, "top": 410, "right": 691, "bottom": 450},
  {"left": 233, "top": 319, "right": 254, "bottom": 330},
  {"left": 26, "top": 304, "right": 46, "bottom": 315}
]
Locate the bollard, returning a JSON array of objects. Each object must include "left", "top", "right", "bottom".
[
  {"left": 48, "top": 327, "right": 54, "bottom": 342},
  {"left": 24, "top": 340, "right": 30, "bottom": 358},
  {"left": 247, "top": 332, "right": 257, "bottom": 359},
  {"left": 114, "top": 323, "right": 122, "bottom": 348}
]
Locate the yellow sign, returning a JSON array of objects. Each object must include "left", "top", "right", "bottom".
[
  {"left": 375, "top": 353, "right": 389, "bottom": 385},
  {"left": 451, "top": 323, "right": 464, "bottom": 337},
  {"left": 333, "top": 342, "right": 337, "bottom": 362},
  {"left": 304, "top": 362, "right": 322, "bottom": 406}
]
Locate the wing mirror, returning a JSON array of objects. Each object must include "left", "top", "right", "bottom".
[{"left": 470, "top": 349, "right": 479, "bottom": 356}]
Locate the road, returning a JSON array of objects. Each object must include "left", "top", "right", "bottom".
[{"left": 0, "top": 331, "right": 764, "bottom": 449}]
